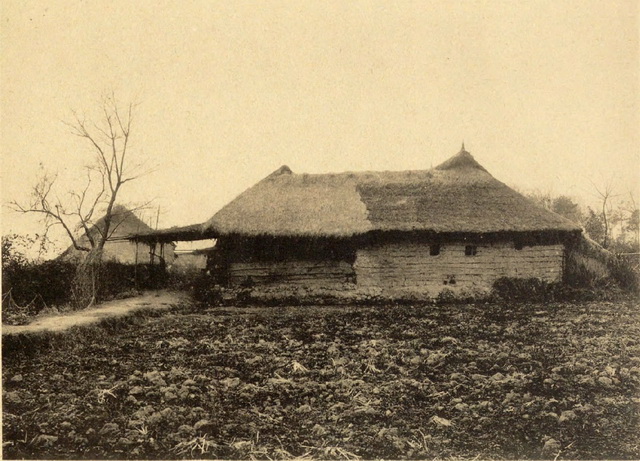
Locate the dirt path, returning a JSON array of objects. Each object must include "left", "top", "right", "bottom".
[{"left": 2, "top": 290, "right": 190, "bottom": 336}]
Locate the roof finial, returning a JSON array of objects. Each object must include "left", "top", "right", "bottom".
[{"left": 461, "top": 141, "right": 465, "bottom": 152}]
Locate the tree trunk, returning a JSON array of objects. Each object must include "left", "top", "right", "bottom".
[
  {"left": 602, "top": 201, "right": 609, "bottom": 248},
  {"left": 71, "top": 249, "right": 103, "bottom": 308},
  {"left": 73, "top": 193, "right": 119, "bottom": 308}
]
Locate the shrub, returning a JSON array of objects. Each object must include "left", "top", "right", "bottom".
[
  {"left": 565, "top": 236, "right": 640, "bottom": 293},
  {"left": 192, "top": 273, "right": 223, "bottom": 305},
  {"left": 490, "top": 276, "right": 631, "bottom": 304},
  {"left": 2, "top": 259, "right": 76, "bottom": 324},
  {"left": 608, "top": 256, "right": 640, "bottom": 292},
  {"left": 97, "top": 262, "right": 166, "bottom": 299},
  {"left": 435, "top": 288, "right": 457, "bottom": 304},
  {"left": 2, "top": 258, "right": 170, "bottom": 323},
  {"left": 2, "top": 259, "right": 77, "bottom": 308},
  {"left": 166, "top": 267, "right": 205, "bottom": 291},
  {"left": 491, "top": 277, "right": 559, "bottom": 303}
]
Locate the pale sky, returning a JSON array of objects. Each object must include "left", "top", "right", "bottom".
[{"left": 2, "top": 1, "right": 638, "bottom": 250}]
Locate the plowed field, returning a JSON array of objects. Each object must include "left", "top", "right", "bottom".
[{"left": 3, "top": 299, "right": 639, "bottom": 459}]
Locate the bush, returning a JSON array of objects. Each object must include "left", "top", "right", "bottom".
[
  {"left": 3, "top": 259, "right": 77, "bottom": 308},
  {"left": 2, "top": 259, "right": 76, "bottom": 324},
  {"left": 192, "top": 273, "right": 223, "bottom": 305},
  {"left": 435, "top": 288, "right": 457, "bottom": 304},
  {"left": 2, "top": 258, "right": 170, "bottom": 323},
  {"left": 490, "top": 276, "right": 631, "bottom": 304},
  {"left": 97, "top": 262, "right": 167, "bottom": 299},
  {"left": 491, "top": 277, "right": 559, "bottom": 303},
  {"left": 565, "top": 236, "right": 640, "bottom": 293},
  {"left": 166, "top": 267, "right": 204, "bottom": 291},
  {"left": 608, "top": 257, "right": 640, "bottom": 292}
]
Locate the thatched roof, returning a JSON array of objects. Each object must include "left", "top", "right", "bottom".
[
  {"left": 60, "top": 205, "right": 168, "bottom": 259},
  {"left": 201, "top": 148, "right": 581, "bottom": 238}
]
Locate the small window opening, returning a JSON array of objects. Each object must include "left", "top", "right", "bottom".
[
  {"left": 465, "top": 245, "right": 477, "bottom": 256},
  {"left": 430, "top": 244, "right": 441, "bottom": 256}
]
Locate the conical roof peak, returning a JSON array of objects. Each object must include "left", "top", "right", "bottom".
[{"left": 435, "top": 146, "right": 488, "bottom": 173}]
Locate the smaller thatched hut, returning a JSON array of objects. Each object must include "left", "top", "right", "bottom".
[{"left": 59, "top": 205, "right": 175, "bottom": 265}]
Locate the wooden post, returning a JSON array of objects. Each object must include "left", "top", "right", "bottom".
[
  {"left": 149, "top": 242, "right": 157, "bottom": 288},
  {"left": 160, "top": 242, "right": 166, "bottom": 287},
  {"left": 134, "top": 240, "right": 139, "bottom": 290}
]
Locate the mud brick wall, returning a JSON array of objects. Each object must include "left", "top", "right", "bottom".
[{"left": 354, "top": 241, "right": 564, "bottom": 297}]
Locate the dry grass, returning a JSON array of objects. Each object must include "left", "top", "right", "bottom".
[{"left": 201, "top": 150, "right": 580, "bottom": 238}]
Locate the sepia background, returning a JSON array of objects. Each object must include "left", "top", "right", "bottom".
[{"left": 1, "top": 0, "right": 638, "bottom": 253}]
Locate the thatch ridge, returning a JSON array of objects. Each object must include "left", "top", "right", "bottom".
[{"left": 201, "top": 149, "right": 582, "bottom": 238}]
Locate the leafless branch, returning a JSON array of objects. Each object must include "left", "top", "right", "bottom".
[
  {"left": 10, "top": 194, "right": 91, "bottom": 253},
  {"left": 588, "top": 177, "right": 620, "bottom": 248},
  {"left": 12, "top": 95, "right": 148, "bottom": 263},
  {"left": 105, "top": 201, "right": 154, "bottom": 241}
]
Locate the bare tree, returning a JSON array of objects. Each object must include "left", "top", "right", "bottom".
[
  {"left": 589, "top": 178, "right": 618, "bottom": 249},
  {"left": 623, "top": 191, "right": 640, "bottom": 250},
  {"left": 11, "top": 95, "right": 150, "bottom": 305},
  {"left": 524, "top": 189, "right": 554, "bottom": 211}
]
